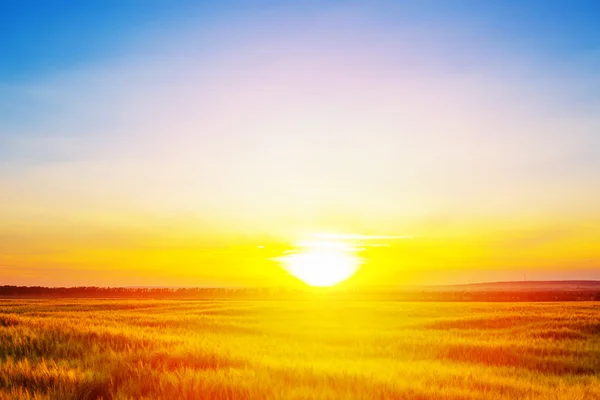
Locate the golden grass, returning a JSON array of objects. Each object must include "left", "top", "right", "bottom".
[{"left": 0, "top": 299, "right": 598, "bottom": 399}]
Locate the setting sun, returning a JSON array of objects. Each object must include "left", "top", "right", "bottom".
[{"left": 278, "top": 240, "right": 361, "bottom": 287}]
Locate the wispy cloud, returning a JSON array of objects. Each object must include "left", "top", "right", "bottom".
[{"left": 313, "top": 233, "right": 413, "bottom": 240}]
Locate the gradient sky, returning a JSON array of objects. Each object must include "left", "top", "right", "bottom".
[{"left": 2, "top": 1, "right": 600, "bottom": 287}]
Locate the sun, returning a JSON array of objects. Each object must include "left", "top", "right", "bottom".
[{"left": 279, "top": 240, "right": 361, "bottom": 287}]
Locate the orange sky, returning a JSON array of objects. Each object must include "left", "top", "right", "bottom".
[{"left": 1, "top": 212, "right": 599, "bottom": 286}]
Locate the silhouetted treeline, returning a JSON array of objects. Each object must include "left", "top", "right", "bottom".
[{"left": 0, "top": 285, "right": 599, "bottom": 301}]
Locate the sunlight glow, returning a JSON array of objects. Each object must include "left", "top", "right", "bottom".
[{"left": 278, "top": 240, "right": 361, "bottom": 287}]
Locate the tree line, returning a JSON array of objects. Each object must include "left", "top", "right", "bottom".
[{"left": 0, "top": 285, "right": 599, "bottom": 301}]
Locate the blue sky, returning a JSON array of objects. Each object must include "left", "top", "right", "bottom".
[
  {"left": 2, "top": 1, "right": 600, "bottom": 82},
  {"left": 1, "top": 1, "right": 202, "bottom": 80}
]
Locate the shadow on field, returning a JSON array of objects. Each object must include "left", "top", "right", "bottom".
[
  {"left": 0, "top": 315, "right": 20, "bottom": 327},
  {"left": 438, "top": 344, "right": 595, "bottom": 375},
  {"left": 528, "top": 328, "right": 587, "bottom": 340},
  {"left": 425, "top": 315, "right": 539, "bottom": 330}
]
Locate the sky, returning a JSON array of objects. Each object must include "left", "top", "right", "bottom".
[{"left": 1, "top": 1, "right": 600, "bottom": 287}]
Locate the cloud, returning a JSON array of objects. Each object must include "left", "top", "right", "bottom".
[{"left": 313, "top": 233, "right": 413, "bottom": 240}]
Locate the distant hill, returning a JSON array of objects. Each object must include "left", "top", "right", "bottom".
[{"left": 431, "top": 280, "right": 600, "bottom": 292}]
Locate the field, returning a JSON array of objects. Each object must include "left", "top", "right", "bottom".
[{"left": 0, "top": 299, "right": 599, "bottom": 399}]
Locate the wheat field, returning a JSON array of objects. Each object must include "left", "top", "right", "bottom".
[{"left": 0, "top": 299, "right": 598, "bottom": 399}]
